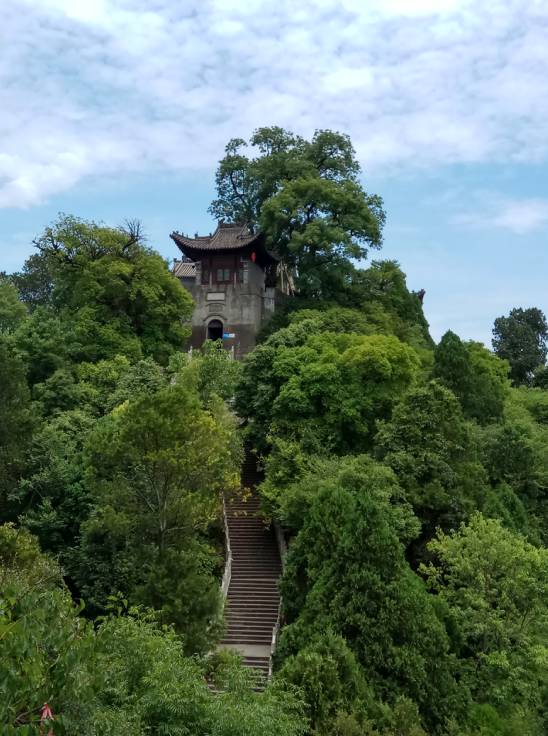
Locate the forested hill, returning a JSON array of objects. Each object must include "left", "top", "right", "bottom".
[{"left": 2, "top": 129, "right": 548, "bottom": 735}]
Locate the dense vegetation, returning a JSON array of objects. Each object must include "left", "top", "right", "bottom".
[{"left": 1, "top": 130, "right": 548, "bottom": 734}]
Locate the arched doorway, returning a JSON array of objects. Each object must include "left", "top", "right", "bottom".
[{"left": 207, "top": 319, "right": 223, "bottom": 342}]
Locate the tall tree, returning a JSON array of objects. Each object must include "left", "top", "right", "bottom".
[
  {"left": 422, "top": 514, "right": 548, "bottom": 725},
  {"left": 277, "top": 456, "right": 465, "bottom": 732},
  {"left": 13, "top": 215, "right": 194, "bottom": 372},
  {"left": 375, "top": 380, "right": 488, "bottom": 561},
  {"left": 0, "top": 338, "right": 34, "bottom": 517},
  {"left": 74, "top": 374, "right": 242, "bottom": 651},
  {"left": 492, "top": 307, "right": 548, "bottom": 386},
  {"left": 434, "top": 331, "right": 509, "bottom": 423},
  {"left": 210, "top": 127, "right": 385, "bottom": 298},
  {"left": 0, "top": 275, "right": 27, "bottom": 333}
]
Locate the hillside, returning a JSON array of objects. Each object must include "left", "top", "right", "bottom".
[{"left": 1, "top": 130, "right": 547, "bottom": 735}]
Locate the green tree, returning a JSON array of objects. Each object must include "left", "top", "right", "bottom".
[
  {"left": 210, "top": 127, "right": 385, "bottom": 298},
  {"left": 14, "top": 306, "right": 69, "bottom": 387},
  {"left": 277, "top": 456, "right": 465, "bottom": 732},
  {"left": 347, "top": 261, "right": 433, "bottom": 350},
  {"left": 434, "top": 331, "right": 508, "bottom": 423},
  {"left": 0, "top": 338, "right": 34, "bottom": 518},
  {"left": 375, "top": 381, "right": 489, "bottom": 559},
  {"left": 0, "top": 275, "right": 27, "bottom": 333},
  {"left": 14, "top": 215, "right": 193, "bottom": 371},
  {"left": 0, "top": 524, "right": 307, "bottom": 735},
  {"left": 433, "top": 331, "right": 473, "bottom": 405},
  {"left": 277, "top": 632, "right": 375, "bottom": 734},
  {"left": 75, "top": 374, "right": 242, "bottom": 651},
  {"left": 238, "top": 327, "right": 419, "bottom": 455},
  {"left": 18, "top": 409, "right": 95, "bottom": 555},
  {"left": 422, "top": 514, "right": 548, "bottom": 723},
  {"left": 492, "top": 307, "right": 548, "bottom": 386},
  {"left": 0, "top": 524, "right": 98, "bottom": 732}
]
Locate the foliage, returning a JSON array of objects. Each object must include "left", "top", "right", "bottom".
[
  {"left": 184, "top": 339, "right": 242, "bottom": 405},
  {"left": 238, "top": 327, "right": 419, "bottom": 455},
  {"left": 73, "top": 373, "right": 242, "bottom": 651},
  {"left": 492, "top": 307, "right": 548, "bottom": 386},
  {"left": 13, "top": 214, "right": 193, "bottom": 374},
  {"left": 210, "top": 127, "right": 385, "bottom": 297},
  {"left": 17, "top": 410, "right": 95, "bottom": 555},
  {"left": 0, "top": 524, "right": 98, "bottom": 733},
  {"left": 0, "top": 275, "right": 27, "bottom": 333},
  {"left": 277, "top": 456, "right": 465, "bottom": 732},
  {"left": 375, "top": 381, "right": 489, "bottom": 560},
  {"left": 434, "top": 331, "right": 509, "bottom": 423},
  {"left": 0, "top": 525, "right": 307, "bottom": 735},
  {"left": 422, "top": 514, "right": 548, "bottom": 721},
  {"left": 277, "top": 632, "right": 374, "bottom": 734},
  {"left": 0, "top": 337, "right": 34, "bottom": 517}
]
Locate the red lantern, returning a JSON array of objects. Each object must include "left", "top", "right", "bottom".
[{"left": 250, "top": 251, "right": 256, "bottom": 263}]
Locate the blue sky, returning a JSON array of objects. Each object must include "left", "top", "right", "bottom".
[{"left": 1, "top": 0, "right": 547, "bottom": 345}]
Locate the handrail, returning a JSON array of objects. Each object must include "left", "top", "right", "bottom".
[
  {"left": 273, "top": 521, "right": 287, "bottom": 569},
  {"left": 268, "top": 598, "right": 282, "bottom": 679},
  {"left": 269, "top": 522, "right": 286, "bottom": 679},
  {"left": 221, "top": 495, "right": 232, "bottom": 598}
]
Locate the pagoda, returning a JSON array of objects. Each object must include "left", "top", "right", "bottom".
[{"left": 171, "top": 222, "right": 289, "bottom": 357}]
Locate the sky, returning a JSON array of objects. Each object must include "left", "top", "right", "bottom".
[{"left": 1, "top": 0, "right": 547, "bottom": 345}]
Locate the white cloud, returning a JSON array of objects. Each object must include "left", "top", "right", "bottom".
[
  {"left": 453, "top": 194, "right": 548, "bottom": 234},
  {"left": 2, "top": 0, "right": 548, "bottom": 206}
]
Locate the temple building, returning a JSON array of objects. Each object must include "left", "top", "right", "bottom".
[{"left": 171, "top": 222, "right": 290, "bottom": 358}]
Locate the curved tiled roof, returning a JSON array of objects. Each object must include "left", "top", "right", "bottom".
[
  {"left": 170, "top": 222, "right": 262, "bottom": 252},
  {"left": 173, "top": 259, "right": 196, "bottom": 278}
]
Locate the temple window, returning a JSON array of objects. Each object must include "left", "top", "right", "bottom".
[{"left": 216, "top": 267, "right": 232, "bottom": 283}]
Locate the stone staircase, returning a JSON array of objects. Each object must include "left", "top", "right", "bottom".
[{"left": 218, "top": 453, "right": 282, "bottom": 680}]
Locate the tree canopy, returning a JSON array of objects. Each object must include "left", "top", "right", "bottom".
[
  {"left": 492, "top": 307, "right": 548, "bottom": 386},
  {"left": 210, "top": 127, "right": 385, "bottom": 298},
  {"left": 2, "top": 131, "right": 548, "bottom": 735}
]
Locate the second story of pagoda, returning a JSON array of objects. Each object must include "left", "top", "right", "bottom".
[{"left": 170, "top": 221, "right": 291, "bottom": 358}]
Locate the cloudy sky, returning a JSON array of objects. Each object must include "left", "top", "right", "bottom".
[{"left": 1, "top": 0, "right": 547, "bottom": 344}]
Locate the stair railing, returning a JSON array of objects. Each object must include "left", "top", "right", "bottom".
[
  {"left": 221, "top": 495, "right": 232, "bottom": 598},
  {"left": 269, "top": 599, "right": 281, "bottom": 679},
  {"left": 274, "top": 522, "right": 287, "bottom": 568},
  {"left": 269, "top": 522, "right": 286, "bottom": 679}
]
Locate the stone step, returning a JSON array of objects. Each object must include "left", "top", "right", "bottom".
[
  {"left": 220, "top": 452, "right": 282, "bottom": 680},
  {"left": 228, "top": 592, "right": 279, "bottom": 600},
  {"left": 243, "top": 657, "right": 269, "bottom": 672},
  {"left": 221, "top": 635, "right": 272, "bottom": 645}
]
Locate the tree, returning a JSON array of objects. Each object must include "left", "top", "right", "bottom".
[
  {"left": 0, "top": 275, "right": 27, "bottom": 333},
  {"left": 210, "top": 127, "right": 385, "bottom": 298},
  {"left": 492, "top": 307, "right": 548, "bottom": 386},
  {"left": 0, "top": 524, "right": 307, "bottom": 735},
  {"left": 277, "top": 456, "right": 465, "bottom": 732},
  {"left": 0, "top": 524, "right": 98, "bottom": 732},
  {"left": 277, "top": 632, "right": 376, "bottom": 734},
  {"left": 433, "top": 331, "right": 473, "bottom": 405},
  {"left": 18, "top": 409, "right": 95, "bottom": 556},
  {"left": 375, "top": 381, "right": 489, "bottom": 561},
  {"left": 434, "top": 331, "right": 509, "bottom": 424},
  {"left": 422, "top": 514, "right": 548, "bottom": 723},
  {"left": 74, "top": 374, "right": 242, "bottom": 651},
  {"left": 14, "top": 215, "right": 193, "bottom": 371},
  {"left": 237, "top": 326, "right": 419, "bottom": 456},
  {"left": 0, "top": 338, "right": 34, "bottom": 518}
]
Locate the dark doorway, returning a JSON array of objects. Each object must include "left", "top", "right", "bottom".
[{"left": 207, "top": 319, "right": 223, "bottom": 341}]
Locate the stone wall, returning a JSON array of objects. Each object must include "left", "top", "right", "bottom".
[{"left": 181, "top": 259, "right": 270, "bottom": 359}]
